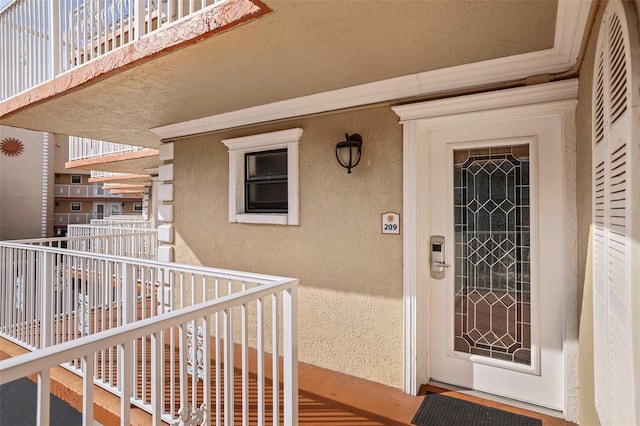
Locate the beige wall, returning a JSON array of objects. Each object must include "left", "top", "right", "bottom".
[
  {"left": 172, "top": 106, "right": 405, "bottom": 388},
  {"left": 53, "top": 135, "right": 70, "bottom": 174},
  {"left": 55, "top": 172, "right": 90, "bottom": 185},
  {"left": 0, "top": 126, "right": 52, "bottom": 240}
]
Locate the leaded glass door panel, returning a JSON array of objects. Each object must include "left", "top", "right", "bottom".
[
  {"left": 428, "top": 133, "right": 565, "bottom": 411},
  {"left": 452, "top": 145, "right": 532, "bottom": 366}
]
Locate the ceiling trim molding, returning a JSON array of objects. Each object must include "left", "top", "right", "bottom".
[{"left": 150, "top": 0, "right": 592, "bottom": 140}]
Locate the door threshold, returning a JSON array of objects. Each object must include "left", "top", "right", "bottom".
[{"left": 427, "top": 380, "right": 565, "bottom": 420}]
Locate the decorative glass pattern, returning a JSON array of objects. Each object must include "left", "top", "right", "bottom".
[{"left": 453, "top": 145, "right": 531, "bottom": 365}]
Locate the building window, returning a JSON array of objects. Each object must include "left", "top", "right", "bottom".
[
  {"left": 245, "top": 149, "right": 288, "bottom": 213},
  {"left": 70, "top": 202, "right": 82, "bottom": 211},
  {"left": 71, "top": 175, "right": 82, "bottom": 184},
  {"left": 222, "top": 128, "right": 303, "bottom": 225},
  {"left": 133, "top": 202, "right": 143, "bottom": 211}
]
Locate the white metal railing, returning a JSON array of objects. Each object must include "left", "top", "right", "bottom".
[
  {"left": 68, "top": 136, "right": 145, "bottom": 161},
  {"left": 67, "top": 224, "right": 157, "bottom": 259},
  {"left": 0, "top": 241, "right": 298, "bottom": 425},
  {"left": 54, "top": 183, "right": 129, "bottom": 198},
  {"left": 103, "top": 214, "right": 146, "bottom": 220},
  {"left": 89, "top": 219, "right": 151, "bottom": 227},
  {"left": 11, "top": 229, "right": 158, "bottom": 260},
  {"left": 90, "top": 170, "right": 140, "bottom": 179},
  {"left": 54, "top": 214, "right": 148, "bottom": 226},
  {"left": 53, "top": 212, "right": 93, "bottom": 226},
  {"left": 1, "top": 0, "right": 223, "bottom": 101}
]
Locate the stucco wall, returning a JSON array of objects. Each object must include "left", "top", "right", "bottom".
[
  {"left": 0, "top": 126, "right": 49, "bottom": 240},
  {"left": 172, "top": 106, "right": 405, "bottom": 388},
  {"left": 53, "top": 136, "right": 70, "bottom": 174}
]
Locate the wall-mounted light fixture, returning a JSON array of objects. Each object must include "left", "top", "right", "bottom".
[{"left": 335, "top": 133, "right": 362, "bottom": 174}]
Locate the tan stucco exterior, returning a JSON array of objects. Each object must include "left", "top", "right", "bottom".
[
  {"left": 172, "top": 106, "right": 405, "bottom": 387},
  {"left": 0, "top": 126, "right": 54, "bottom": 239}
]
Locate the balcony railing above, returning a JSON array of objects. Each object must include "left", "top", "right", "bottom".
[
  {"left": 90, "top": 170, "right": 146, "bottom": 179},
  {"left": 53, "top": 212, "right": 93, "bottom": 226},
  {"left": 54, "top": 183, "right": 136, "bottom": 198},
  {"left": 68, "top": 136, "right": 145, "bottom": 162},
  {"left": 1, "top": 0, "right": 223, "bottom": 101}
]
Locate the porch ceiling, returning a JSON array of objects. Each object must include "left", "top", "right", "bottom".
[{"left": 0, "top": 0, "right": 557, "bottom": 148}]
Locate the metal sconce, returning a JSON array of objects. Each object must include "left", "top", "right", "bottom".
[{"left": 335, "top": 133, "right": 363, "bottom": 174}]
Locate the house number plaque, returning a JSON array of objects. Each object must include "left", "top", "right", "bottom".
[{"left": 381, "top": 212, "right": 400, "bottom": 234}]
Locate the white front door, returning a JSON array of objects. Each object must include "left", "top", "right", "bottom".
[
  {"left": 95, "top": 203, "right": 105, "bottom": 219},
  {"left": 94, "top": 202, "right": 121, "bottom": 219},
  {"left": 427, "top": 127, "right": 565, "bottom": 409}
]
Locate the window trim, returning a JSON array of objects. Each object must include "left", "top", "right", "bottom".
[
  {"left": 70, "top": 202, "right": 82, "bottom": 211},
  {"left": 222, "top": 128, "right": 303, "bottom": 225},
  {"left": 70, "top": 175, "right": 82, "bottom": 184}
]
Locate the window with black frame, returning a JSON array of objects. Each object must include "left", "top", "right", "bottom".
[{"left": 245, "top": 149, "right": 288, "bottom": 213}]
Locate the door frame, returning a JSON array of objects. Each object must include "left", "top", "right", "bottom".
[{"left": 393, "top": 80, "right": 579, "bottom": 421}]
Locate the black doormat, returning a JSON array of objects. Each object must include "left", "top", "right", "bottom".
[
  {"left": 0, "top": 377, "right": 82, "bottom": 426},
  {"left": 412, "top": 392, "right": 542, "bottom": 426}
]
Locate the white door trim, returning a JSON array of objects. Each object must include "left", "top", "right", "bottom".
[{"left": 393, "top": 80, "right": 579, "bottom": 421}]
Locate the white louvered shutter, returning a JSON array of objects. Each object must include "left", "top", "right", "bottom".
[{"left": 591, "top": 1, "right": 640, "bottom": 425}]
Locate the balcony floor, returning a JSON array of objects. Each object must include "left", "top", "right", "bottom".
[{"left": 1, "top": 336, "right": 574, "bottom": 426}]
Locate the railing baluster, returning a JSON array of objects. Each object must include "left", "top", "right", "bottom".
[
  {"left": 257, "top": 296, "right": 265, "bottom": 426},
  {"left": 272, "top": 293, "right": 279, "bottom": 425},
  {"left": 241, "top": 282, "right": 248, "bottom": 426},
  {"left": 203, "top": 315, "right": 211, "bottom": 426},
  {"left": 37, "top": 369, "right": 51, "bottom": 426},
  {"left": 223, "top": 306, "right": 233, "bottom": 426},
  {"left": 179, "top": 321, "right": 188, "bottom": 421},
  {"left": 151, "top": 330, "right": 162, "bottom": 425},
  {"left": 283, "top": 287, "right": 298, "bottom": 426},
  {"left": 41, "top": 251, "right": 54, "bottom": 349},
  {"left": 82, "top": 354, "right": 94, "bottom": 426},
  {"left": 214, "top": 277, "right": 221, "bottom": 426},
  {"left": 119, "top": 341, "right": 132, "bottom": 424}
]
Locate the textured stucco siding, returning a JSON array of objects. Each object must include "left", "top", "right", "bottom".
[
  {"left": 0, "top": 127, "right": 48, "bottom": 239},
  {"left": 171, "top": 106, "right": 405, "bottom": 388}
]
